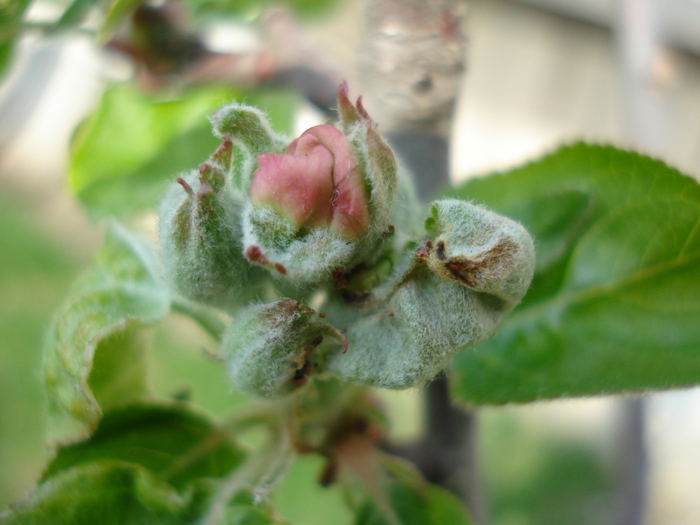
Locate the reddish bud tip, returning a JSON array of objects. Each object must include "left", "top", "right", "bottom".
[
  {"left": 250, "top": 125, "right": 369, "bottom": 239},
  {"left": 277, "top": 299, "right": 301, "bottom": 316},
  {"left": 355, "top": 96, "right": 372, "bottom": 122}
]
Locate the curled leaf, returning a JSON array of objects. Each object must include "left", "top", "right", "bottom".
[{"left": 43, "top": 224, "right": 170, "bottom": 446}]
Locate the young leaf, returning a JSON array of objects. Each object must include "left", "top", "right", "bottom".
[
  {"left": 42, "top": 401, "right": 247, "bottom": 490},
  {"left": 69, "top": 85, "right": 235, "bottom": 218},
  {"left": 43, "top": 224, "right": 170, "bottom": 445},
  {"left": 447, "top": 144, "right": 700, "bottom": 403},
  {"left": 51, "top": 0, "right": 98, "bottom": 34}
]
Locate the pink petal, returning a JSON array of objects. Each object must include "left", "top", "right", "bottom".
[{"left": 251, "top": 139, "right": 335, "bottom": 228}]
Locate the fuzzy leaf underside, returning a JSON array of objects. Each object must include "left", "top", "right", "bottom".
[
  {"left": 448, "top": 143, "right": 700, "bottom": 404},
  {"left": 43, "top": 224, "right": 170, "bottom": 445}
]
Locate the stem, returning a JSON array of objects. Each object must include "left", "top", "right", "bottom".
[
  {"left": 21, "top": 21, "right": 96, "bottom": 35},
  {"left": 161, "top": 407, "right": 280, "bottom": 484},
  {"left": 171, "top": 298, "right": 228, "bottom": 341},
  {"left": 613, "top": 398, "right": 648, "bottom": 525},
  {"left": 612, "top": 0, "right": 663, "bottom": 521},
  {"left": 424, "top": 374, "right": 486, "bottom": 523},
  {"left": 200, "top": 423, "right": 295, "bottom": 525}
]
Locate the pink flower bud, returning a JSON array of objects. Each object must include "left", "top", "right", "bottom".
[{"left": 250, "top": 125, "right": 369, "bottom": 240}]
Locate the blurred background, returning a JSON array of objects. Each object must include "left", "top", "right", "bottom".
[{"left": 1, "top": 0, "right": 700, "bottom": 524}]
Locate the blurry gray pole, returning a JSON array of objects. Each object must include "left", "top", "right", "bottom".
[
  {"left": 615, "top": 0, "right": 666, "bottom": 524},
  {"left": 359, "top": 2, "right": 487, "bottom": 524}
]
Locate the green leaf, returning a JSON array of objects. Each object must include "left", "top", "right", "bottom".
[
  {"left": 353, "top": 457, "right": 472, "bottom": 525},
  {"left": 69, "top": 85, "right": 233, "bottom": 218},
  {"left": 448, "top": 143, "right": 700, "bottom": 403},
  {"left": 69, "top": 85, "right": 299, "bottom": 218},
  {"left": 0, "top": 0, "right": 31, "bottom": 80},
  {"left": 43, "top": 401, "right": 247, "bottom": 490},
  {"left": 1, "top": 460, "right": 290, "bottom": 524},
  {"left": 187, "top": 0, "right": 339, "bottom": 18},
  {"left": 0, "top": 462, "right": 189, "bottom": 525},
  {"left": 43, "top": 224, "right": 170, "bottom": 445}
]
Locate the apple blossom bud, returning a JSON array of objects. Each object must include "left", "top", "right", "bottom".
[
  {"left": 420, "top": 199, "right": 535, "bottom": 304},
  {"left": 158, "top": 156, "right": 264, "bottom": 311},
  {"left": 242, "top": 85, "right": 398, "bottom": 283},
  {"left": 223, "top": 299, "right": 347, "bottom": 398},
  {"left": 251, "top": 125, "right": 369, "bottom": 240},
  {"left": 210, "top": 102, "right": 287, "bottom": 157}
]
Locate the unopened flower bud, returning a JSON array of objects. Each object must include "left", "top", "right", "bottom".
[
  {"left": 242, "top": 84, "right": 398, "bottom": 283},
  {"left": 223, "top": 299, "right": 347, "bottom": 398},
  {"left": 420, "top": 199, "right": 535, "bottom": 304},
  {"left": 210, "top": 102, "right": 287, "bottom": 157},
  {"left": 159, "top": 148, "right": 263, "bottom": 310},
  {"left": 251, "top": 125, "right": 369, "bottom": 240}
]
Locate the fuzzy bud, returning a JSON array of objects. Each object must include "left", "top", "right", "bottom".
[
  {"left": 420, "top": 199, "right": 535, "bottom": 304},
  {"left": 223, "top": 299, "right": 347, "bottom": 398},
  {"left": 158, "top": 147, "right": 263, "bottom": 311},
  {"left": 210, "top": 103, "right": 287, "bottom": 157},
  {"left": 242, "top": 84, "right": 398, "bottom": 283}
]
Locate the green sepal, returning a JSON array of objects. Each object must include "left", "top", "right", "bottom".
[{"left": 243, "top": 204, "right": 358, "bottom": 283}]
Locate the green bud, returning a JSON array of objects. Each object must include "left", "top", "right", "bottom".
[
  {"left": 210, "top": 102, "right": 287, "bottom": 157},
  {"left": 223, "top": 299, "right": 347, "bottom": 398},
  {"left": 158, "top": 149, "right": 264, "bottom": 311},
  {"left": 419, "top": 199, "right": 535, "bottom": 305}
]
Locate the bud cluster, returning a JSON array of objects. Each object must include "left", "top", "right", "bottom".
[{"left": 159, "top": 83, "right": 535, "bottom": 397}]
